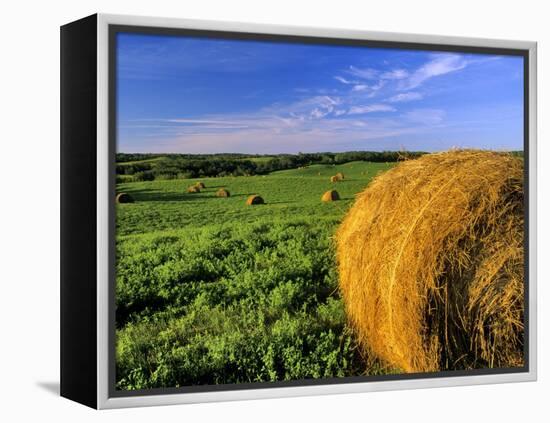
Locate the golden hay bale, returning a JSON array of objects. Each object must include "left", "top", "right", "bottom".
[
  {"left": 337, "top": 150, "right": 524, "bottom": 373},
  {"left": 187, "top": 185, "right": 201, "bottom": 193},
  {"left": 322, "top": 190, "right": 340, "bottom": 202},
  {"left": 330, "top": 175, "right": 342, "bottom": 183},
  {"left": 246, "top": 194, "right": 264, "bottom": 205},
  {"left": 216, "top": 188, "right": 230, "bottom": 197},
  {"left": 195, "top": 182, "right": 206, "bottom": 189},
  {"left": 336, "top": 172, "right": 345, "bottom": 180},
  {"left": 116, "top": 192, "right": 134, "bottom": 204}
]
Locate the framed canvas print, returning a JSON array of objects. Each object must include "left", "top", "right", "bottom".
[{"left": 60, "top": 13, "right": 537, "bottom": 409}]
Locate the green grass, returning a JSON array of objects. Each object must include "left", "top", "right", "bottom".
[
  {"left": 115, "top": 161, "right": 395, "bottom": 390},
  {"left": 116, "top": 162, "right": 393, "bottom": 235}
]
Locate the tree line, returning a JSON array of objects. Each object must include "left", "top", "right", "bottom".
[{"left": 116, "top": 151, "right": 426, "bottom": 182}]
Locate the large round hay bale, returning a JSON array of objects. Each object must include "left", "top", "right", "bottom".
[
  {"left": 336, "top": 172, "right": 345, "bottom": 180},
  {"left": 330, "top": 175, "right": 341, "bottom": 183},
  {"left": 195, "top": 182, "right": 206, "bottom": 189},
  {"left": 116, "top": 192, "right": 134, "bottom": 204},
  {"left": 337, "top": 150, "right": 524, "bottom": 373},
  {"left": 246, "top": 195, "right": 264, "bottom": 205},
  {"left": 187, "top": 185, "right": 200, "bottom": 193},
  {"left": 321, "top": 190, "right": 340, "bottom": 202},
  {"left": 216, "top": 188, "right": 230, "bottom": 197}
]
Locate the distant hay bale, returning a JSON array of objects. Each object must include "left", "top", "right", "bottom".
[
  {"left": 195, "top": 182, "right": 206, "bottom": 189},
  {"left": 187, "top": 185, "right": 201, "bottom": 193},
  {"left": 336, "top": 172, "right": 345, "bottom": 180},
  {"left": 246, "top": 195, "right": 264, "bottom": 205},
  {"left": 116, "top": 192, "right": 134, "bottom": 204},
  {"left": 330, "top": 175, "right": 342, "bottom": 183},
  {"left": 321, "top": 190, "right": 340, "bottom": 202},
  {"left": 337, "top": 150, "right": 524, "bottom": 373},
  {"left": 216, "top": 188, "right": 230, "bottom": 197}
]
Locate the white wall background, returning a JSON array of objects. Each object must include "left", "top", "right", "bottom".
[{"left": 1, "top": 0, "right": 547, "bottom": 421}]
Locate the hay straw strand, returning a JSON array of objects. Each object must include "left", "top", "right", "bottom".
[{"left": 336, "top": 150, "right": 524, "bottom": 373}]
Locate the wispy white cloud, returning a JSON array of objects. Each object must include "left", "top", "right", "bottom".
[
  {"left": 347, "top": 54, "right": 475, "bottom": 95},
  {"left": 387, "top": 92, "right": 424, "bottom": 103},
  {"left": 348, "top": 66, "right": 378, "bottom": 80},
  {"left": 369, "top": 80, "right": 386, "bottom": 93},
  {"left": 283, "top": 95, "right": 342, "bottom": 119},
  {"left": 348, "top": 67, "right": 408, "bottom": 82},
  {"left": 400, "top": 54, "right": 468, "bottom": 90},
  {"left": 348, "top": 104, "right": 397, "bottom": 115},
  {"left": 129, "top": 114, "right": 440, "bottom": 154},
  {"left": 310, "top": 108, "right": 330, "bottom": 119},
  {"left": 352, "top": 84, "right": 369, "bottom": 92},
  {"left": 381, "top": 69, "right": 409, "bottom": 80},
  {"left": 122, "top": 97, "right": 441, "bottom": 154},
  {"left": 166, "top": 118, "right": 250, "bottom": 126},
  {"left": 334, "top": 76, "right": 358, "bottom": 85},
  {"left": 335, "top": 70, "right": 387, "bottom": 98}
]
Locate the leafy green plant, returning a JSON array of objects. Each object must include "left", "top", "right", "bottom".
[{"left": 115, "top": 161, "right": 394, "bottom": 390}]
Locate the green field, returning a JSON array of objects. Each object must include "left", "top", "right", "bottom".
[{"left": 115, "top": 161, "right": 395, "bottom": 390}]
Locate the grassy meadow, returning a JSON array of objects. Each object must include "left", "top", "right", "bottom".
[{"left": 115, "top": 159, "right": 395, "bottom": 390}]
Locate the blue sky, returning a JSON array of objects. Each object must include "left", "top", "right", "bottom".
[{"left": 116, "top": 33, "right": 524, "bottom": 154}]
